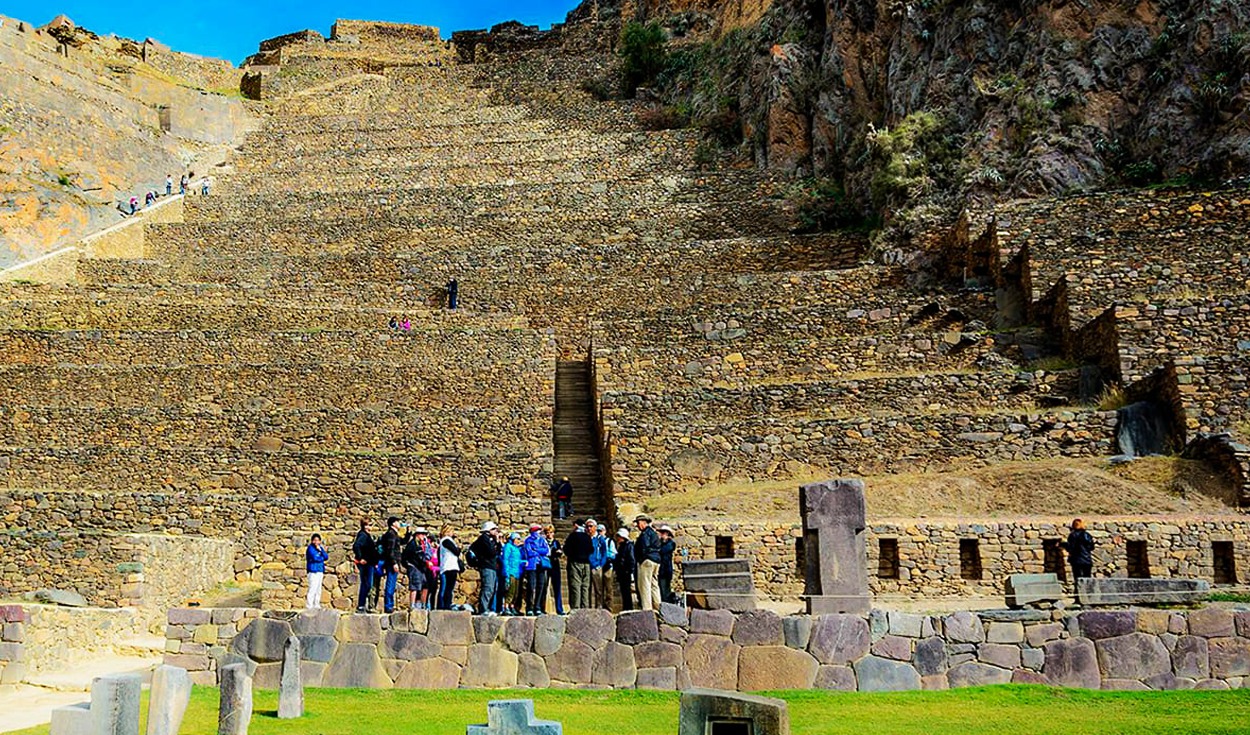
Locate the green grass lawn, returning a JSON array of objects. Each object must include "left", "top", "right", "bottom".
[{"left": 13, "top": 686, "right": 1250, "bottom": 735}]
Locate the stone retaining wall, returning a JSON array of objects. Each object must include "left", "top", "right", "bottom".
[
  {"left": 163, "top": 605, "right": 1250, "bottom": 692},
  {"left": 1, "top": 603, "right": 147, "bottom": 680}
]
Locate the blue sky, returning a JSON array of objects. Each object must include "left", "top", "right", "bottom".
[{"left": 1, "top": 0, "right": 577, "bottom": 64}]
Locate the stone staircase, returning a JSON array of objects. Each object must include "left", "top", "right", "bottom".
[{"left": 552, "top": 360, "right": 605, "bottom": 535}]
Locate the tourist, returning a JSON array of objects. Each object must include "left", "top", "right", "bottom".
[
  {"left": 179, "top": 174, "right": 188, "bottom": 195},
  {"left": 388, "top": 316, "right": 399, "bottom": 331},
  {"left": 502, "top": 532, "right": 523, "bottom": 615},
  {"left": 446, "top": 278, "right": 459, "bottom": 310},
  {"left": 613, "top": 528, "right": 635, "bottom": 611},
  {"left": 401, "top": 317, "right": 411, "bottom": 331},
  {"left": 437, "top": 525, "right": 461, "bottom": 609},
  {"left": 469, "top": 521, "right": 502, "bottom": 615},
  {"left": 418, "top": 527, "right": 439, "bottom": 609},
  {"left": 379, "top": 517, "right": 403, "bottom": 614},
  {"left": 144, "top": 191, "right": 155, "bottom": 206},
  {"left": 201, "top": 178, "right": 210, "bottom": 196},
  {"left": 128, "top": 196, "right": 138, "bottom": 215},
  {"left": 165, "top": 174, "right": 173, "bottom": 196},
  {"left": 553, "top": 476, "right": 573, "bottom": 519},
  {"left": 1063, "top": 518, "right": 1096, "bottom": 581},
  {"left": 543, "top": 525, "right": 565, "bottom": 614},
  {"left": 589, "top": 519, "right": 609, "bottom": 608},
  {"left": 522, "top": 523, "right": 550, "bottom": 615},
  {"left": 657, "top": 524, "right": 677, "bottom": 604},
  {"left": 564, "top": 520, "right": 593, "bottom": 609},
  {"left": 351, "top": 519, "right": 378, "bottom": 613},
  {"left": 633, "top": 515, "right": 662, "bottom": 611},
  {"left": 304, "top": 533, "right": 329, "bottom": 609},
  {"left": 401, "top": 527, "right": 428, "bottom": 610}
]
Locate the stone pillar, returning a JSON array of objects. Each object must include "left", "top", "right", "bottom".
[
  {"left": 146, "top": 665, "right": 192, "bottom": 735},
  {"left": 277, "top": 635, "right": 303, "bottom": 719},
  {"left": 92, "top": 673, "right": 142, "bottom": 735},
  {"left": 49, "top": 702, "right": 91, "bottom": 735},
  {"left": 218, "top": 663, "right": 254, "bottom": 735},
  {"left": 800, "top": 479, "right": 870, "bottom": 615}
]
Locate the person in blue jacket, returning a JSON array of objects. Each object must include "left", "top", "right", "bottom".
[
  {"left": 305, "top": 533, "right": 329, "bottom": 609},
  {"left": 522, "top": 524, "right": 551, "bottom": 616},
  {"left": 502, "top": 532, "right": 524, "bottom": 615}
]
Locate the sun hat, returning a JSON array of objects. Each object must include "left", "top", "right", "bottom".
[
  {"left": 634, "top": 514, "right": 651, "bottom": 523},
  {"left": 658, "top": 524, "right": 672, "bottom": 533},
  {"left": 413, "top": 526, "right": 428, "bottom": 534},
  {"left": 585, "top": 518, "right": 598, "bottom": 527},
  {"left": 617, "top": 528, "right": 629, "bottom": 538},
  {"left": 482, "top": 521, "right": 498, "bottom": 532}
]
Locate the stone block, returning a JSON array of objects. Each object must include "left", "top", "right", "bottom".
[
  {"left": 853, "top": 656, "right": 921, "bottom": 692},
  {"left": 1043, "top": 638, "right": 1100, "bottom": 689},
  {"left": 298, "top": 635, "right": 338, "bottom": 663},
  {"left": 463, "top": 644, "right": 520, "bottom": 688},
  {"left": 533, "top": 616, "right": 565, "bottom": 657},
  {"left": 783, "top": 616, "right": 812, "bottom": 650},
  {"left": 3, "top": 622, "right": 24, "bottom": 642},
  {"left": 192, "top": 625, "right": 218, "bottom": 645},
  {"left": 814, "top": 665, "right": 856, "bottom": 691},
  {"left": 947, "top": 662, "right": 1012, "bottom": 688},
  {"left": 277, "top": 636, "right": 302, "bottom": 719},
  {"left": 394, "top": 657, "right": 462, "bottom": 688},
  {"left": 217, "top": 664, "right": 252, "bottom": 735},
  {"left": 0, "top": 605, "right": 26, "bottom": 623},
  {"left": 50, "top": 703, "right": 91, "bottom": 735},
  {"left": 299, "top": 662, "right": 326, "bottom": 688},
  {"left": 1188, "top": 609, "right": 1235, "bottom": 638},
  {"left": 1209, "top": 637, "right": 1250, "bottom": 678},
  {"left": 162, "top": 654, "right": 209, "bottom": 672},
  {"left": 986, "top": 622, "right": 1024, "bottom": 644},
  {"left": 382, "top": 631, "right": 440, "bottom": 661},
  {"left": 871, "top": 635, "right": 912, "bottom": 661},
  {"left": 1136, "top": 610, "right": 1171, "bottom": 635},
  {"left": 442, "top": 645, "right": 468, "bottom": 665},
  {"left": 323, "top": 643, "right": 392, "bottom": 688},
  {"left": 546, "top": 638, "right": 593, "bottom": 684},
  {"left": 800, "top": 479, "right": 869, "bottom": 615},
  {"left": 1102, "top": 679, "right": 1150, "bottom": 691},
  {"left": 732, "top": 610, "right": 784, "bottom": 646},
  {"left": 978, "top": 643, "right": 1021, "bottom": 670},
  {"left": 168, "top": 609, "right": 210, "bottom": 626},
  {"left": 466, "top": 699, "right": 562, "bottom": 735},
  {"left": 660, "top": 624, "right": 688, "bottom": 645},
  {"left": 503, "top": 617, "right": 535, "bottom": 653},
  {"left": 342, "top": 614, "right": 384, "bottom": 643},
  {"left": 292, "top": 609, "right": 339, "bottom": 637},
  {"left": 1235, "top": 612, "right": 1250, "bottom": 638},
  {"left": 0, "top": 642, "right": 25, "bottom": 662},
  {"left": 1012, "top": 669, "right": 1049, "bottom": 685},
  {"left": 659, "top": 603, "right": 689, "bottom": 628},
  {"left": 1195, "top": 678, "right": 1232, "bottom": 690},
  {"left": 1004, "top": 574, "right": 1063, "bottom": 608},
  {"left": 943, "top": 612, "right": 983, "bottom": 643},
  {"left": 683, "top": 634, "right": 742, "bottom": 690},
  {"left": 591, "top": 641, "right": 636, "bottom": 688},
  {"left": 1077, "top": 578, "right": 1209, "bottom": 607},
  {"left": 1144, "top": 672, "right": 1179, "bottom": 690},
  {"left": 616, "top": 610, "right": 660, "bottom": 645},
  {"left": 518, "top": 652, "right": 550, "bottom": 688},
  {"left": 636, "top": 667, "right": 677, "bottom": 690},
  {"left": 1078, "top": 611, "right": 1137, "bottom": 640},
  {"left": 1021, "top": 647, "right": 1045, "bottom": 670},
  {"left": 868, "top": 609, "right": 888, "bottom": 642},
  {"left": 913, "top": 637, "right": 948, "bottom": 676},
  {"left": 566, "top": 609, "right": 614, "bottom": 649},
  {"left": 474, "top": 616, "right": 506, "bottom": 646},
  {"left": 634, "top": 641, "right": 683, "bottom": 669},
  {"left": 887, "top": 612, "right": 924, "bottom": 638},
  {"left": 1025, "top": 622, "right": 1064, "bottom": 647},
  {"left": 146, "top": 665, "right": 191, "bottom": 735},
  {"left": 1172, "top": 636, "right": 1210, "bottom": 679},
  {"left": 251, "top": 663, "right": 282, "bottom": 690},
  {"left": 1096, "top": 633, "right": 1170, "bottom": 680},
  {"left": 92, "top": 673, "right": 141, "bottom": 735},
  {"left": 428, "top": 610, "right": 473, "bottom": 646},
  {"left": 738, "top": 646, "right": 818, "bottom": 691},
  {"left": 689, "top": 609, "right": 734, "bottom": 636},
  {"left": 236, "top": 618, "right": 291, "bottom": 662},
  {"left": 808, "top": 614, "right": 870, "bottom": 665},
  {"left": 678, "top": 689, "right": 789, "bottom": 735}
]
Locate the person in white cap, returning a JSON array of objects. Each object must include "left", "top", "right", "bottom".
[
  {"left": 613, "top": 528, "right": 636, "bottom": 610},
  {"left": 468, "top": 521, "right": 502, "bottom": 615}
]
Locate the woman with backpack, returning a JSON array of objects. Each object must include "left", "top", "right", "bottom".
[{"left": 522, "top": 524, "right": 550, "bottom": 616}]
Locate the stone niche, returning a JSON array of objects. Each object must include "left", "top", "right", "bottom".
[{"left": 678, "top": 688, "right": 790, "bottom": 735}]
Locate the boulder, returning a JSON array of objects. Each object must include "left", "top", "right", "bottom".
[
  {"left": 1043, "top": 638, "right": 1100, "bottom": 689},
  {"left": 1095, "top": 633, "right": 1170, "bottom": 680},
  {"left": 462, "top": 644, "right": 519, "bottom": 687},
  {"left": 853, "top": 656, "right": 921, "bottom": 692},
  {"left": 808, "top": 614, "right": 870, "bottom": 665},
  {"left": 660, "top": 603, "right": 689, "bottom": 628},
  {"left": 783, "top": 616, "right": 813, "bottom": 650},
  {"left": 394, "top": 658, "right": 462, "bottom": 689},
  {"left": 616, "top": 610, "right": 660, "bottom": 645},
  {"left": 871, "top": 635, "right": 911, "bottom": 661},
  {"left": 947, "top": 662, "right": 1012, "bottom": 688},
  {"left": 591, "top": 641, "right": 637, "bottom": 688},
  {"left": 683, "top": 634, "right": 742, "bottom": 690},
  {"left": 473, "top": 616, "right": 506, "bottom": 645},
  {"left": 31, "top": 589, "right": 89, "bottom": 607},
  {"left": 236, "top": 618, "right": 291, "bottom": 662},
  {"left": 322, "top": 643, "right": 392, "bottom": 688},
  {"left": 737, "top": 646, "right": 818, "bottom": 690}
]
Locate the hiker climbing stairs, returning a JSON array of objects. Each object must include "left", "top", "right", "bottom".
[{"left": 552, "top": 359, "right": 606, "bottom": 533}]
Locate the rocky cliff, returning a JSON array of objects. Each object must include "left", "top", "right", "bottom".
[
  {"left": 572, "top": 0, "right": 1250, "bottom": 244},
  {"left": 0, "top": 15, "right": 258, "bottom": 269}
]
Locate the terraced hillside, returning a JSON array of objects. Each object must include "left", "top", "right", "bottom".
[{"left": 0, "top": 19, "right": 1247, "bottom": 608}]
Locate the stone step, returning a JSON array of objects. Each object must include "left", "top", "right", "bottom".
[
  {"left": 682, "top": 572, "right": 755, "bottom": 594},
  {"left": 682, "top": 558, "right": 752, "bottom": 577}
]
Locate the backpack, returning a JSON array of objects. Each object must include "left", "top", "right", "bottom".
[{"left": 464, "top": 546, "right": 480, "bottom": 569}]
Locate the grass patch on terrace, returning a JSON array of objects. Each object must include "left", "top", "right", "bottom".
[
  {"left": 12, "top": 686, "right": 1250, "bottom": 735},
  {"left": 648, "top": 456, "right": 1236, "bottom": 521}
]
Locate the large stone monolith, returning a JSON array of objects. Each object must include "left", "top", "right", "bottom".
[
  {"left": 146, "top": 665, "right": 192, "bottom": 735},
  {"left": 218, "top": 663, "right": 253, "bottom": 735},
  {"left": 800, "top": 479, "right": 870, "bottom": 615},
  {"left": 277, "top": 635, "right": 303, "bottom": 719}
]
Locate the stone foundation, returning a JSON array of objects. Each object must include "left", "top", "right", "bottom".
[{"left": 165, "top": 606, "right": 1250, "bottom": 692}]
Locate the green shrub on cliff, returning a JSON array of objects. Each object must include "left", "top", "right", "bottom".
[{"left": 619, "top": 22, "right": 668, "bottom": 96}]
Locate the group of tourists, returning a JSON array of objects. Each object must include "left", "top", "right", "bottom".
[
  {"left": 118, "top": 172, "right": 208, "bottom": 217},
  {"left": 304, "top": 514, "right": 680, "bottom": 614}
]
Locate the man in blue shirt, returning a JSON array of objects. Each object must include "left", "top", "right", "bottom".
[{"left": 588, "top": 519, "right": 611, "bottom": 609}]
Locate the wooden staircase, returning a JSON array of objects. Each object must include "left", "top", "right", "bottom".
[{"left": 552, "top": 360, "right": 606, "bottom": 535}]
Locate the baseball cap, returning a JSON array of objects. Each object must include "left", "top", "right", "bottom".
[{"left": 530, "top": 523, "right": 543, "bottom": 531}]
